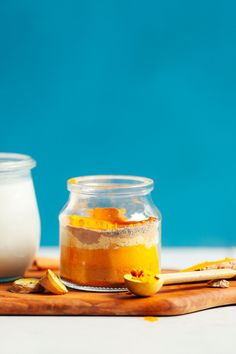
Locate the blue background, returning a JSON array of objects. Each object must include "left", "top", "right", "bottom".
[{"left": 0, "top": 1, "right": 235, "bottom": 246}]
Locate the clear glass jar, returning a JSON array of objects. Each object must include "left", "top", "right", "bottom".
[
  {"left": 59, "top": 175, "right": 161, "bottom": 292},
  {"left": 0, "top": 153, "right": 40, "bottom": 282}
]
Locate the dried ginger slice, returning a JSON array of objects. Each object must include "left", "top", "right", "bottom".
[
  {"left": 9, "top": 278, "right": 44, "bottom": 294},
  {"left": 207, "top": 279, "right": 230, "bottom": 288}
]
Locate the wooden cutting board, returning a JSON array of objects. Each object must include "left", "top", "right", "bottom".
[{"left": 0, "top": 268, "right": 236, "bottom": 316}]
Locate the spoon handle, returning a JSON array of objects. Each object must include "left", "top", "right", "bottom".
[{"left": 160, "top": 269, "right": 236, "bottom": 285}]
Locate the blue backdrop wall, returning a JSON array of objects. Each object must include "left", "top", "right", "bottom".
[{"left": 0, "top": 1, "right": 235, "bottom": 246}]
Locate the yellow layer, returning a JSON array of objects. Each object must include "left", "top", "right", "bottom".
[
  {"left": 64, "top": 208, "right": 156, "bottom": 231},
  {"left": 60, "top": 243, "right": 160, "bottom": 287}
]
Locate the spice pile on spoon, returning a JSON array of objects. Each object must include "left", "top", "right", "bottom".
[{"left": 124, "top": 258, "right": 236, "bottom": 297}]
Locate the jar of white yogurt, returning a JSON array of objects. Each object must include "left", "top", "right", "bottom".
[{"left": 0, "top": 153, "right": 40, "bottom": 282}]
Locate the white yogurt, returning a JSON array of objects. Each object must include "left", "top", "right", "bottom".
[{"left": 0, "top": 175, "right": 40, "bottom": 279}]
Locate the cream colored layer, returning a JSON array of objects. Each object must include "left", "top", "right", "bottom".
[{"left": 60, "top": 220, "right": 160, "bottom": 250}]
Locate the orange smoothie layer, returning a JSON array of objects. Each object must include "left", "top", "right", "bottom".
[
  {"left": 60, "top": 244, "right": 159, "bottom": 287},
  {"left": 60, "top": 208, "right": 160, "bottom": 288}
]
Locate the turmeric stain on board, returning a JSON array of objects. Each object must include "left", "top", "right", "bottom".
[{"left": 143, "top": 316, "right": 159, "bottom": 323}]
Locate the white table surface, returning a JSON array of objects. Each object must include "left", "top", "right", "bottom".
[{"left": 1, "top": 247, "right": 235, "bottom": 354}]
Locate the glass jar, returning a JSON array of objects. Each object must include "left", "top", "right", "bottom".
[
  {"left": 0, "top": 153, "right": 40, "bottom": 282},
  {"left": 59, "top": 175, "right": 161, "bottom": 292}
]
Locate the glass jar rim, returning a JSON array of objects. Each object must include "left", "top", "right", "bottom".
[
  {"left": 0, "top": 153, "right": 36, "bottom": 172},
  {"left": 67, "top": 175, "right": 154, "bottom": 195}
]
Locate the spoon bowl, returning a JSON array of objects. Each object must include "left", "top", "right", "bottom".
[{"left": 124, "top": 274, "right": 164, "bottom": 297}]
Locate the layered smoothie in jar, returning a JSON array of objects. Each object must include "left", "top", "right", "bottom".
[{"left": 59, "top": 176, "right": 161, "bottom": 291}]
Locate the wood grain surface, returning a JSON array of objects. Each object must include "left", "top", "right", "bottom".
[{"left": 0, "top": 268, "right": 236, "bottom": 316}]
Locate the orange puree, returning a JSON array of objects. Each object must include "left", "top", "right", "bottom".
[
  {"left": 60, "top": 244, "right": 159, "bottom": 287},
  {"left": 60, "top": 208, "right": 160, "bottom": 288},
  {"left": 66, "top": 208, "right": 157, "bottom": 230}
]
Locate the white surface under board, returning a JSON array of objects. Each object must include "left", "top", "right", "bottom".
[{"left": 0, "top": 247, "right": 235, "bottom": 354}]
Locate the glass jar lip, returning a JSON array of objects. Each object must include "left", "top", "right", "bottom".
[
  {"left": 0, "top": 153, "right": 36, "bottom": 172},
  {"left": 67, "top": 175, "right": 154, "bottom": 195}
]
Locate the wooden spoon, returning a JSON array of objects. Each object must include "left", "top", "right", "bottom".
[{"left": 124, "top": 269, "right": 236, "bottom": 297}]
